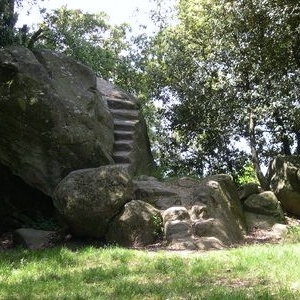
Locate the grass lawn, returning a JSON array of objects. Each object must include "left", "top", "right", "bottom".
[{"left": 1, "top": 239, "right": 300, "bottom": 300}]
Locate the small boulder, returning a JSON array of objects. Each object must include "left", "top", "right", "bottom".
[
  {"left": 243, "top": 191, "right": 285, "bottom": 218},
  {"left": 243, "top": 191, "right": 286, "bottom": 230},
  {"left": 194, "top": 237, "right": 225, "bottom": 251},
  {"left": 106, "top": 200, "right": 162, "bottom": 247},
  {"left": 53, "top": 164, "right": 133, "bottom": 238},
  {"left": 244, "top": 212, "right": 285, "bottom": 230},
  {"left": 13, "top": 228, "right": 56, "bottom": 249},
  {"left": 238, "top": 182, "right": 262, "bottom": 201},
  {"left": 162, "top": 206, "right": 190, "bottom": 223},
  {"left": 272, "top": 223, "right": 288, "bottom": 239}
]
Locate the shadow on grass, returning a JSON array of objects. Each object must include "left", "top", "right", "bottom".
[{"left": 0, "top": 246, "right": 300, "bottom": 299}]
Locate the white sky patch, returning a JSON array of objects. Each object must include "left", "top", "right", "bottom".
[{"left": 16, "top": 0, "right": 157, "bottom": 33}]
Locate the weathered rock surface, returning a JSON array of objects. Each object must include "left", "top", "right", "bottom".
[
  {"left": 268, "top": 155, "right": 300, "bottom": 216},
  {"left": 238, "top": 182, "right": 262, "bottom": 201},
  {"left": 243, "top": 191, "right": 286, "bottom": 230},
  {"left": 53, "top": 165, "right": 134, "bottom": 238},
  {"left": 136, "top": 174, "right": 247, "bottom": 250},
  {"left": 13, "top": 228, "right": 56, "bottom": 249},
  {"left": 106, "top": 200, "right": 162, "bottom": 247},
  {"left": 163, "top": 207, "right": 193, "bottom": 247},
  {"left": 0, "top": 46, "right": 114, "bottom": 196},
  {"left": 244, "top": 191, "right": 285, "bottom": 217},
  {"left": 196, "top": 175, "right": 247, "bottom": 244},
  {"left": 133, "top": 176, "right": 208, "bottom": 210}
]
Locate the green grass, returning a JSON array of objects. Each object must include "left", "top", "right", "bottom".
[{"left": 1, "top": 241, "right": 300, "bottom": 300}]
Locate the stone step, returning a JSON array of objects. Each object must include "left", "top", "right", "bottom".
[
  {"left": 110, "top": 109, "right": 139, "bottom": 120},
  {"left": 106, "top": 97, "right": 137, "bottom": 110},
  {"left": 114, "top": 130, "right": 134, "bottom": 141},
  {"left": 113, "top": 151, "right": 132, "bottom": 164},
  {"left": 113, "top": 140, "right": 133, "bottom": 152},
  {"left": 114, "top": 120, "right": 138, "bottom": 131}
]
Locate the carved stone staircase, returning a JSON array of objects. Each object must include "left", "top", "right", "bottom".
[
  {"left": 105, "top": 96, "right": 139, "bottom": 165},
  {"left": 97, "top": 77, "right": 154, "bottom": 175}
]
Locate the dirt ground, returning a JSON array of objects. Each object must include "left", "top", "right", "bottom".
[{"left": 1, "top": 215, "right": 300, "bottom": 252}]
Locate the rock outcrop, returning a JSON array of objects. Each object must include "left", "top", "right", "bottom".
[
  {"left": 0, "top": 46, "right": 154, "bottom": 232},
  {"left": 133, "top": 174, "right": 247, "bottom": 250},
  {"left": 268, "top": 155, "right": 300, "bottom": 216},
  {"left": 1, "top": 46, "right": 294, "bottom": 250}
]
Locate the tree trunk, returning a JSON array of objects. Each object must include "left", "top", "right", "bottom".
[
  {"left": 273, "top": 110, "right": 292, "bottom": 155},
  {"left": 248, "top": 109, "right": 268, "bottom": 190},
  {"left": 293, "top": 129, "right": 300, "bottom": 155}
]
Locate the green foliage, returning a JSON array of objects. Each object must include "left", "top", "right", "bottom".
[
  {"left": 36, "top": 6, "right": 131, "bottom": 82},
  {"left": 236, "top": 163, "right": 259, "bottom": 186},
  {"left": 0, "top": 0, "right": 17, "bottom": 46},
  {"left": 151, "top": 213, "right": 163, "bottom": 238},
  {"left": 285, "top": 226, "right": 300, "bottom": 244},
  {"left": 137, "top": 0, "right": 300, "bottom": 184},
  {"left": 0, "top": 0, "right": 43, "bottom": 47}
]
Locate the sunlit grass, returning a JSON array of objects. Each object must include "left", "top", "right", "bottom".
[{"left": 1, "top": 242, "right": 300, "bottom": 299}]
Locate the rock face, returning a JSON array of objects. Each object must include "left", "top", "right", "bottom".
[
  {"left": 133, "top": 176, "right": 182, "bottom": 209},
  {"left": 133, "top": 174, "right": 247, "bottom": 250},
  {"left": 0, "top": 46, "right": 114, "bottom": 196},
  {"left": 53, "top": 165, "right": 134, "bottom": 238},
  {"left": 268, "top": 155, "right": 300, "bottom": 216}
]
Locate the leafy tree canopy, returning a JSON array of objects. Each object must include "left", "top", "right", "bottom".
[{"left": 138, "top": 0, "right": 300, "bottom": 186}]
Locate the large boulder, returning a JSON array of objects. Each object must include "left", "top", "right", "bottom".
[
  {"left": 53, "top": 165, "right": 134, "bottom": 238},
  {"left": 106, "top": 200, "right": 162, "bottom": 247},
  {"left": 243, "top": 191, "right": 285, "bottom": 218},
  {"left": 243, "top": 191, "right": 286, "bottom": 230},
  {"left": 136, "top": 174, "right": 247, "bottom": 250},
  {"left": 268, "top": 155, "right": 300, "bottom": 216},
  {"left": 0, "top": 46, "right": 114, "bottom": 196}
]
